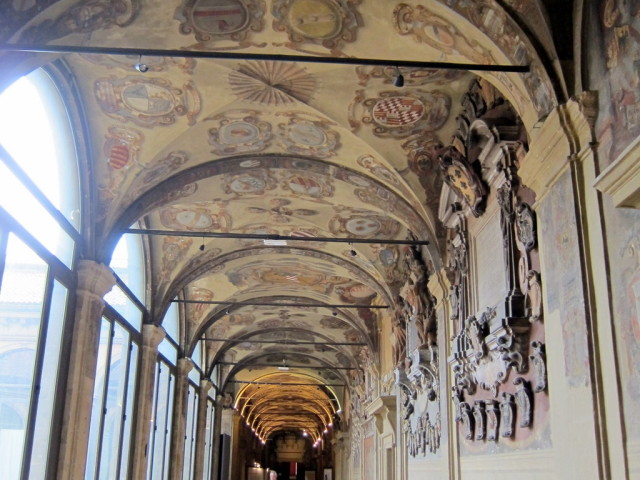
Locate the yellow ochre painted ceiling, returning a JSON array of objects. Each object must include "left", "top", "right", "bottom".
[{"left": 0, "top": 0, "right": 560, "bottom": 441}]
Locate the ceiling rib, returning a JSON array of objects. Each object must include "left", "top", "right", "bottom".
[
  {"left": 1, "top": 43, "right": 530, "bottom": 72},
  {"left": 228, "top": 380, "right": 345, "bottom": 387},
  {"left": 173, "top": 299, "right": 388, "bottom": 309},
  {"left": 217, "top": 361, "right": 356, "bottom": 370},
  {"left": 205, "top": 338, "right": 366, "bottom": 346},
  {"left": 125, "top": 228, "right": 430, "bottom": 246}
]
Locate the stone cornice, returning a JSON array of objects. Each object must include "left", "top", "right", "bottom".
[
  {"left": 593, "top": 136, "right": 640, "bottom": 209},
  {"left": 518, "top": 98, "right": 594, "bottom": 200}
]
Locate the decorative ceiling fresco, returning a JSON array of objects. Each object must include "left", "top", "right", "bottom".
[{"left": 0, "top": 0, "right": 563, "bottom": 444}]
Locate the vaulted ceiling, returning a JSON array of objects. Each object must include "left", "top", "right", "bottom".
[{"left": 0, "top": 0, "right": 561, "bottom": 443}]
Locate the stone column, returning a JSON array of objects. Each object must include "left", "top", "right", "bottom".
[
  {"left": 209, "top": 399, "right": 224, "bottom": 480},
  {"left": 192, "top": 379, "right": 213, "bottom": 480},
  {"left": 130, "top": 324, "right": 166, "bottom": 479},
  {"left": 169, "top": 357, "right": 194, "bottom": 480},
  {"left": 56, "top": 260, "right": 115, "bottom": 480},
  {"left": 332, "top": 432, "right": 349, "bottom": 480}
]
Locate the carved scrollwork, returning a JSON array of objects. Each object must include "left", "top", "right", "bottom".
[{"left": 452, "top": 361, "right": 477, "bottom": 396}]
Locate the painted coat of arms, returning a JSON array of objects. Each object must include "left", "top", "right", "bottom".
[
  {"left": 95, "top": 76, "right": 201, "bottom": 127},
  {"left": 176, "top": 0, "right": 266, "bottom": 46},
  {"left": 350, "top": 90, "right": 451, "bottom": 138}
]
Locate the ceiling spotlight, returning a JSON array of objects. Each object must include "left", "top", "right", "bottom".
[
  {"left": 278, "top": 358, "right": 290, "bottom": 371},
  {"left": 332, "top": 311, "right": 337, "bottom": 317},
  {"left": 349, "top": 249, "right": 357, "bottom": 257},
  {"left": 199, "top": 243, "right": 205, "bottom": 251},
  {"left": 394, "top": 67, "right": 404, "bottom": 88},
  {"left": 135, "top": 54, "right": 149, "bottom": 73}
]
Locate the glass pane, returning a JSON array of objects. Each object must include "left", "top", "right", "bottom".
[
  {"left": 104, "top": 284, "right": 142, "bottom": 332},
  {"left": 188, "top": 367, "right": 200, "bottom": 384},
  {"left": 29, "top": 281, "right": 68, "bottom": 479},
  {"left": 162, "top": 375, "right": 175, "bottom": 480},
  {"left": 158, "top": 338, "right": 177, "bottom": 366},
  {"left": 0, "top": 71, "right": 80, "bottom": 230},
  {"left": 204, "top": 401, "right": 214, "bottom": 480},
  {"left": 192, "top": 340, "right": 203, "bottom": 370},
  {"left": 0, "top": 234, "right": 48, "bottom": 480},
  {"left": 146, "top": 363, "right": 161, "bottom": 480},
  {"left": 118, "top": 342, "right": 138, "bottom": 480},
  {"left": 182, "top": 386, "right": 197, "bottom": 480},
  {"left": 150, "top": 364, "right": 170, "bottom": 480},
  {"left": 110, "top": 234, "right": 145, "bottom": 307},
  {"left": 85, "top": 319, "right": 112, "bottom": 480},
  {"left": 0, "top": 161, "right": 75, "bottom": 268},
  {"left": 97, "top": 324, "right": 130, "bottom": 480},
  {"left": 163, "top": 301, "right": 179, "bottom": 343}
]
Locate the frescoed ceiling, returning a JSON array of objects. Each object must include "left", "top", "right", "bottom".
[{"left": 0, "top": 0, "right": 562, "bottom": 443}]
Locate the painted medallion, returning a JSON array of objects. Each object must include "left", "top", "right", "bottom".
[
  {"left": 190, "top": 0, "right": 249, "bottom": 34},
  {"left": 208, "top": 112, "right": 272, "bottom": 155},
  {"left": 272, "top": 0, "right": 361, "bottom": 53},
  {"left": 287, "top": 0, "right": 342, "bottom": 39},
  {"left": 176, "top": 0, "right": 265, "bottom": 45}
]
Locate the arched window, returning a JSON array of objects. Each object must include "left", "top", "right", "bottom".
[{"left": 0, "top": 68, "right": 80, "bottom": 479}]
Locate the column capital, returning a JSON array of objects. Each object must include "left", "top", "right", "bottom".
[
  {"left": 76, "top": 259, "right": 116, "bottom": 298},
  {"left": 142, "top": 324, "right": 166, "bottom": 349},
  {"left": 177, "top": 357, "right": 195, "bottom": 376},
  {"left": 200, "top": 378, "right": 213, "bottom": 394}
]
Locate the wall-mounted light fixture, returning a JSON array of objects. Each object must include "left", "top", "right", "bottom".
[{"left": 394, "top": 66, "right": 404, "bottom": 87}]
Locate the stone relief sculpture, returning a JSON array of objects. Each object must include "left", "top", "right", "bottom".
[
  {"left": 515, "top": 202, "right": 537, "bottom": 251},
  {"left": 437, "top": 145, "right": 488, "bottom": 217},
  {"left": 530, "top": 341, "right": 547, "bottom": 392},
  {"left": 499, "top": 393, "right": 515, "bottom": 438},
  {"left": 447, "top": 226, "right": 468, "bottom": 321},
  {"left": 452, "top": 389, "right": 463, "bottom": 422},
  {"left": 395, "top": 244, "right": 442, "bottom": 456},
  {"left": 392, "top": 295, "right": 408, "bottom": 367},
  {"left": 485, "top": 400, "right": 500, "bottom": 441},
  {"left": 402, "top": 244, "right": 437, "bottom": 348},
  {"left": 466, "top": 315, "right": 486, "bottom": 360},
  {"left": 513, "top": 377, "right": 533, "bottom": 428},
  {"left": 526, "top": 270, "right": 543, "bottom": 322},
  {"left": 460, "top": 402, "right": 474, "bottom": 440},
  {"left": 443, "top": 80, "right": 546, "bottom": 446},
  {"left": 473, "top": 401, "right": 486, "bottom": 440}
]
